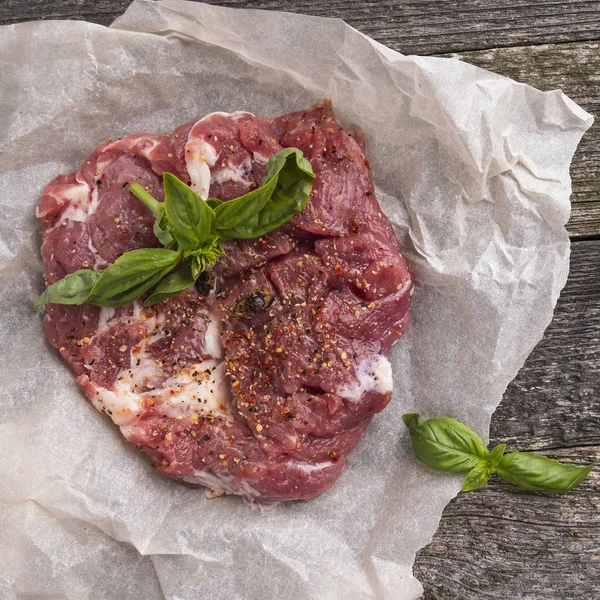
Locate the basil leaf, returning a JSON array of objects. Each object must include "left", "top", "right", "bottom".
[
  {"left": 206, "top": 198, "right": 224, "bottom": 210},
  {"left": 190, "top": 255, "right": 202, "bottom": 280},
  {"left": 497, "top": 452, "right": 594, "bottom": 493},
  {"left": 214, "top": 147, "right": 314, "bottom": 239},
  {"left": 163, "top": 173, "right": 215, "bottom": 250},
  {"left": 129, "top": 183, "right": 174, "bottom": 248},
  {"left": 213, "top": 176, "right": 277, "bottom": 233},
  {"left": 88, "top": 248, "right": 181, "bottom": 308},
  {"left": 461, "top": 464, "right": 491, "bottom": 492},
  {"left": 36, "top": 270, "right": 101, "bottom": 306},
  {"left": 144, "top": 265, "right": 197, "bottom": 306},
  {"left": 153, "top": 216, "right": 175, "bottom": 248},
  {"left": 403, "top": 413, "right": 489, "bottom": 473}
]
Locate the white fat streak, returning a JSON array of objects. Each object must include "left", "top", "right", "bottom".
[
  {"left": 211, "top": 157, "right": 253, "bottom": 185},
  {"left": 184, "top": 110, "right": 256, "bottom": 198},
  {"left": 90, "top": 359, "right": 230, "bottom": 426},
  {"left": 132, "top": 138, "right": 161, "bottom": 162},
  {"left": 183, "top": 470, "right": 261, "bottom": 499},
  {"left": 93, "top": 154, "right": 116, "bottom": 179},
  {"left": 41, "top": 181, "right": 107, "bottom": 268},
  {"left": 58, "top": 180, "right": 91, "bottom": 205},
  {"left": 96, "top": 307, "right": 116, "bottom": 334},
  {"left": 85, "top": 188, "right": 108, "bottom": 268},
  {"left": 204, "top": 313, "right": 223, "bottom": 359},
  {"left": 89, "top": 386, "right": 141, "bottom": 426},
  {"left": 185, "top": 139, "right": 217, "bottom": 199},
  {"left": 87, "top": 302, "right": 228, "bottom": 425},
  {"left": 159, "top": 360, "right": 229, "bottom": 418},
  {"left": 202, "top": 111, "right": 255, "bottom": 121},
  {"left": 57, "top": 205, "right": 89, "bottom": 223},
  {"left": 40, "top": 180, "right": 91, "bottom": 225},
  {"left": 335, "top": 354, "right": 393, "bottom": 402},
  {"left": 252, "top": 152, "right": 270, "bottom": 164},
  {"left": 185, "top": 460, "right": 333, "bottom": 500},
  {"left": 132, "top": 300, "right": 144, "bottom": 322},
  {"left": 87, "top": 186, "right": 100, "bottom": 217},
  {"left": 290, "top": 460, "right": 336, "bottom": 473}
]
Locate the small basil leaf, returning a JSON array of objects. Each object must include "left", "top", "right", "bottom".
[
  {"left": 461, "top": 464, "right": 491, "bottom": 492},
  {"left": 214, "top": 147, "right": 314, "bottom": 239},
  {"left": 163, "top": 172, "right": 215, "bottom": 250},
  {"left": 190, "top": 255, "right": 202, "bottom": 280},
  {"left": 184, "top": 238, "right": 226, "bottom": 279},
  {"left": 144, "top": 265, "right": 197, "bottom": 306},
  {"left": 153, "top": 216, "right": 175, "bottom": 248},
  {"left": 489, "top": 444, "right": 506, "bottom": 471},
  {"left": 403, "top": 413, "right": 490, "bottom": 473},
  {"left": 36, "top": 270, "right": 101, "bottom": 306},
  {"left": 497, "top": 452, "right": 594, "bottom": 493},
  {"left": 88, "top": 248, "right": 181, "bottom": 308},
  {"left": 190, "top": 249, "right": 225, "bottom": 279},
  {"left": 206, "top": 198, "right": 224, "bottom": 210}
]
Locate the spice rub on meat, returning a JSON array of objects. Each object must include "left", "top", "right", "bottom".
[{"left": 37, "top": 101, "right": 414, "bottom": 503}]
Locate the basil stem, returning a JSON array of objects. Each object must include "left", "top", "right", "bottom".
[
  {"left": 128, "top": 183, "right": 163, "bottom": 218},
  {"left": 129, "top": 183, "right": 174, "bottom": 247},
  {"left": 403, "top": 413, "right": 595, "bottom": 494}
]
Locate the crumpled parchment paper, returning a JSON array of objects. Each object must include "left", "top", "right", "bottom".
[{"left": 0, "top": 1, "right": 593, "bottom": 598}]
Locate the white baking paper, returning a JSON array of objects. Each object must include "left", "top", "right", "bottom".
[{"left": 0, "top": 1, "right": 593, "bottom": 598}]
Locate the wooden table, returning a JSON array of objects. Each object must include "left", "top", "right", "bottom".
[{"left": 3, "top": 1, "right": 598, "bottom": 598}]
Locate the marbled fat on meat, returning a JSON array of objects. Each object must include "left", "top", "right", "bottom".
[{"left": 37, "top": 102, "right": 414, "bottom": 503}]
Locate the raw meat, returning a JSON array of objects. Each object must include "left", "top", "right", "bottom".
[{"left": 37, "top": 102, "right": 414, "bottom": 503}]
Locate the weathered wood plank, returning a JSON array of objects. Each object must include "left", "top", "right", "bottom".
[
  {"left": 1, "top": 0, "right": 599, "bottom": 55},
  {"left": 414, "top": 239, "right": 600, "bottom": 599},
  {"left": 417, "top": 455, "right": 600, "bottom": 600},
  {"left": 448, "top": 42, "right": 600, "bottom": 240}
]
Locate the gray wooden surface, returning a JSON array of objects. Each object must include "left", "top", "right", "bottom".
[{"left": 2, "top": 1, "right": 598, "bottom": 598}]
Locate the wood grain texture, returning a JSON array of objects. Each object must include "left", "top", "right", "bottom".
[
  {"left": 1, "top": 0, "right": 600, "bottom": 55},
  {"left": 1, "top": 1, "right": 599, "bottom": 598},
  {"left": 414, "top": 240, "right": 600, "bottom": 599},
  {"left": 449, "top": 42, "right": 600, "bottom": 240}
]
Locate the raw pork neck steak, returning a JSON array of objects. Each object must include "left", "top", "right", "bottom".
[{"left": 37, "top": 102, "right": 414, "bottom": 503}]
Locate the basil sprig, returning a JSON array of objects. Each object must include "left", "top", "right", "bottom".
[
  {"left": 403, "top": 414, "right": 594, "bottom": 493},
  {"left": 37, "top": 147, "right": 314, "bottom": 308}
]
